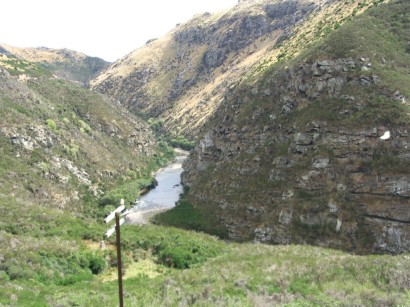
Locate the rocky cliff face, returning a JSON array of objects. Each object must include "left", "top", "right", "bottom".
[
  {"left": 183, "top": 62, "right": 410, "bottom": 254},
  {"left": 183, "top": 0, "right": 410, "bottom": 254}
]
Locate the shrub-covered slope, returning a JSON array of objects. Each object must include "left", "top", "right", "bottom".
[
  {"left": 0, "top": 57, "right": 167, "bottom": 287},
  {"left": 2, "top": 226, "right": 409, "bottom": 306},
  {"left": 183, "top": 0, "right": 410, "bottom": 254},
  {"left": 0, "top": 1, "right": 409, "bottom": 305}
]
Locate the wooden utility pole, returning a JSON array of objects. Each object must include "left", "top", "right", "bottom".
[
  {"left": 115, "top": 212, "right": 124, "bottom": 307},
  {"left": 105, "top": 199, "right": 126, "bottom": 307}
]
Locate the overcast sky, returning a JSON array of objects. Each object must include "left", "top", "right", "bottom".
[{"left": 1, "top": 0, "right": 238, "bottom": 62}]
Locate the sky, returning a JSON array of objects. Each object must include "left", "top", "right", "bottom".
[{"left": 1, "top": 0, "right": 238, "bottom": 62}]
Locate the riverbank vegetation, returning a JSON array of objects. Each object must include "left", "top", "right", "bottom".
[
  {"left": 97, "top": 141, "right": 174, "bottom": 211},
  {"left": 147, "top": 117, "right": 195, "bottom": 151}
]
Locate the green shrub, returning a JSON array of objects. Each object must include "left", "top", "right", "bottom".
[
  {"left": 87, "top": 253, "right": 106, "bottom": 275},
  {"left": 62, "top": 143, "right": 80, "bottom": 159},
  {"left": 0, "top": 271, "right": 10, "bottom": 283},
  {"left": 119, "top": 225, "right": 224, "bottom": 269},
  {"left": 147, "top": 117, "right": 165, "bottom": 133},
  {"left": 155, "top": 232, "right": 221, "bottom": 269},
  {"left": 45, "top": 118, "right": 57, "bottom": 130},
  {"left": 148, "top": 117, "right": 195, "bottom": 151},
  {"left": 78, "top": 119, "right": 92, "bottom": 134},
  {"left": 99, "top": 177, "right": 155, "bottom": 206},
  {"left": 0, "top": 232, "right": 107, "bottom": 286},
  {"left": 168, "top": 135, "right": 195, "bottom": 150}
]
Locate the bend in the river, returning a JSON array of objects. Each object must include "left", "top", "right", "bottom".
[{"left": 124, "top": 149, "right": 188, "bottom": 225}]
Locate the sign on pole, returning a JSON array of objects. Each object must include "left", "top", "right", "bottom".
[
  {"left": 105, "top": 225, "right": 115, "bottom": 238},
  {"left": 104, "top": 204, "right": 125, "bottom": 224},
  {"left": 104, "top": 218, "right": 125, "bottom": 238}
]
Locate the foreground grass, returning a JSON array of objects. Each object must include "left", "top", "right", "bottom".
[{"left": 1, "top": 224, "right": 409, "bottom": 306}]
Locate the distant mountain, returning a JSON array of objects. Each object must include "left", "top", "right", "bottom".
[
  {"left": 91, "top": 0, "right": 325, "bottom": 136},
  {"left": 0, "top": 44, "right": 109, "bottom": 85}
]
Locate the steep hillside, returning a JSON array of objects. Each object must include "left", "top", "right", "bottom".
[
  {"left": 0, "top": 58, "right": 171, "bottom": 287},
  {"left": 91, "top": 0, "right": 351, "bottom": 136},
  {"left": 0, "top": 61, "right": 164, "bottom": 217},
  {"left": 0, "top": 44, "right": 109, "bottom": 85},
  {"left": 182, "top": 0, "right": 410, "bottom": 254},
  {"left": 92, "top": 0, "right": 385, "bottom": 138}
]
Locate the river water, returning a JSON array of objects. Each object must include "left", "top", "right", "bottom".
[{"left": 124, "top": 149, "right": 188, "bottom": 224}]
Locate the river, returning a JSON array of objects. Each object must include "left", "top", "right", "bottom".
[{"left": 124, "top": 149, "right": 188, "bottom": 224}]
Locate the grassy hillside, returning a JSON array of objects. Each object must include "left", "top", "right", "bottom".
[
  {"left": 1, "top": 224, "right": 409, "bottom": 306},
  {"left": 246, "top": 0, "right": 410, "bottom": 129},
  {"left": 0, "top": 58, "right": 174, "bottom": 299}
]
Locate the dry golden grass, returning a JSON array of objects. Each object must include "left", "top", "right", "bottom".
[
  {"left": 91, "top": 0, "right": 387, "bottom": 137},
  {"left": 100, "top": 259, "right": 164, "bottom": 282},
  {"left": 91, "top": 35, "right": 172, "bottom": 85},
  {"left": 0, "top": 44, "right": 87, "bottom": 63}
]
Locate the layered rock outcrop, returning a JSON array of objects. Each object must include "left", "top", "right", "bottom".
[{"left": 183, "top": 54, "right": 410, "bottom": 254}]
